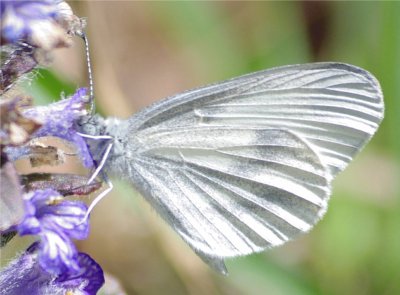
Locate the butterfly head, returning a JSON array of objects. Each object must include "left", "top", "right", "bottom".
[
  {"left": 77, "top": 114, "right": 106, "bottom": 137},
  {"left": 77, "top": 114, "right": 126, "bottom": 166}
]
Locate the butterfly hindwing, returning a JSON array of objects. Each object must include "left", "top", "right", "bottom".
[{"left": 121, "top": 128, "right": 329, "bottom": 273}]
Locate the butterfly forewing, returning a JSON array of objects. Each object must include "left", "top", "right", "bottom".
[
  {"left": 128, "top": 63, "right": 383, "bottom": 177},
  {"left": 110, "top": 63, "right": 383, "bottom": 273}
]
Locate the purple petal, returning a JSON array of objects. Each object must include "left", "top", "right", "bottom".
[
  {"left": 39, "top": 200, "right": 90, "bottom": 240},
  {"left": 0, "top": 245, "right": 47, "bottom": 295},
  {"left": 23, "top": 88, "right": 94, "bottom": 168},
  {"left": 17, "top": 189, "right": 90, "bottom": 274},
  {"left": 0, "top": 0, "right": 76, "bottom": 48},
  {"left": 0, "top": 243, "right": 104, "bottom": 295},
  {"left": 5, "top": 88, "right": 94, "bottom": 167},
  {"left": 9, "top": 1, "right": 59, "bottom": 19},
  {"left": 39, "top": 230, "right": 80, "bottom": 274},
  {"left": 56, "top": 252, "right": 105, "bottom": 295}
]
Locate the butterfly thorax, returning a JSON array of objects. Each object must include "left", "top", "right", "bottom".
[{"left": 77, "top": 114, "right": 127, "bottom": 171}]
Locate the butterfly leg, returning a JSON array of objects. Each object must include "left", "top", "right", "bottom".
[
  {"left": 82, "top": 174, "right": 113, "bottom": 221},
  {"left": 86, "top": 141, "right": 113, "bottom": 184},
  {"left": 77, "top": 132, "right": 113, "bottom": 184},
  {"left": 75, "top": 132, "right": 115, "bottom": 222},
  {"left": 77, "top": 132, "right": 113, "bottom": 140}
]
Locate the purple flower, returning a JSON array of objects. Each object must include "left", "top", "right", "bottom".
[
  {"left": 17, "top": 188, "right": 90, "bottom": 274},
  {"left": 0, "top": 242, "right": 104, "bottom": 295},
  {"left": 23, "top": 88, "right": 94, "bottom": 167},
  {"left": 0, "top": 0, "right": 78, "bottom": 50}
]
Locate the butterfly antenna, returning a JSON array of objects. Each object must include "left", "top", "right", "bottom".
[{"left": 80, "top": 33, "right": 95, "bottom": 114}]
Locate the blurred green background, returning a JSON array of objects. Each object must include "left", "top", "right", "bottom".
[{"left": 13, "top": 1, "right": 400, "bottom": 294}]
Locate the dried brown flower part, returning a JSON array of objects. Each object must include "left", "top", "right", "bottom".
[
  {"left": 27, "top": 144, "right": 65, "bottom": 167},
  {"left": 0, "top": 97, "right": 42, "bottom": 146},
  {"left": 0, "top": 45, "right": 38, "bottom": 93},
  {"left": 0, "top": 161, "right": 24, "bottom": 232},
  {"left": 21, "top": 173, "right": 102, "bottom": 197}
]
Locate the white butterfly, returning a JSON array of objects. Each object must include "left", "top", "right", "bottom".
[{"left": 80, "top": 62, "right": 384, "bottom": 274}]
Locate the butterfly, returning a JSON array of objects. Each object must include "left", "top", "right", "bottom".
[{"left": 79, "top": 62, "right": 384, "bottom": 274}]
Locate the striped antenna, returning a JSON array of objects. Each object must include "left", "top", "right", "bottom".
[{"left": 80, "top": 33, "right": 95, "bottom": 114}]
